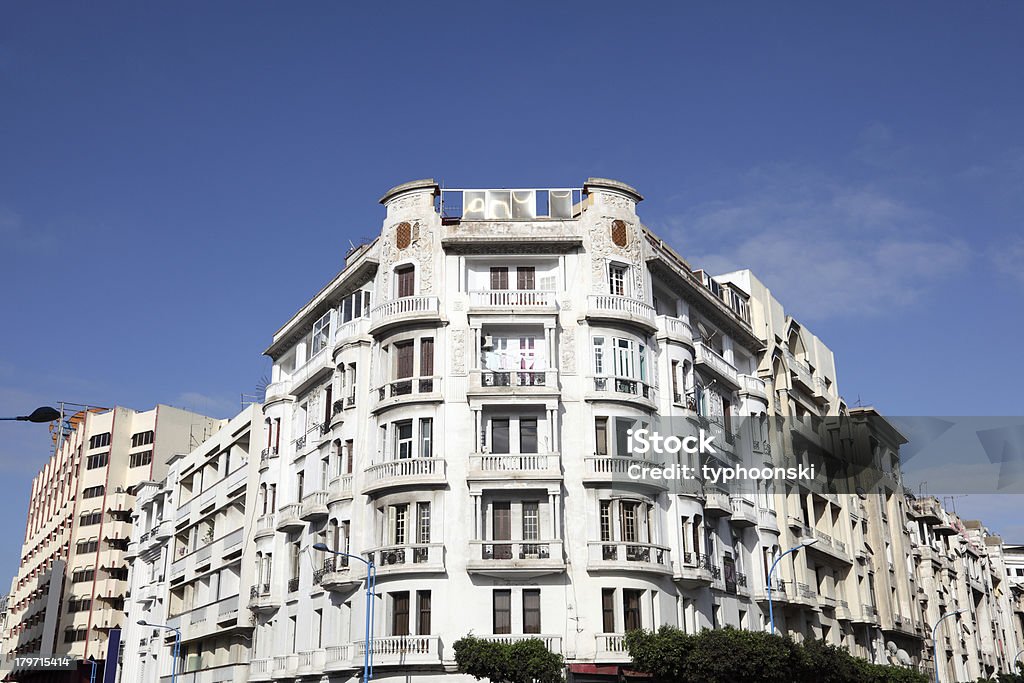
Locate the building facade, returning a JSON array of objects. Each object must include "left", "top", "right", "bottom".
[
  {"left": 232, "top": 177, "right": 1024, "bottom": 682},
  {"left": 0, "top": 405, "right": 220, "bottom": 682},
  {"left": 119, "top": 404, "right": 264, "bottom": 683}
]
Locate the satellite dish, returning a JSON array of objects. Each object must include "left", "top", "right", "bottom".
[
  {"left": 697, "top": 322, "right": 717, "bottom": 342},
  {"left": 897, "top": 650, "right": 912, "bottom": 666},
  {"left": 886, "top": 641, "right": 898, "bottom": 653}
]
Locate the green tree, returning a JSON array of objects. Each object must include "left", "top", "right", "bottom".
[{"left": 453, "top": 635, "right": 564, "bottom": 683}]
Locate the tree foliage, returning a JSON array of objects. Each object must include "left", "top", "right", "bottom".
[
  {"left": 454, "top": 635, "right": 564, "bottom": 683},
  {"left": 624, "top": 626, "right": 930, "bottom": 683}
]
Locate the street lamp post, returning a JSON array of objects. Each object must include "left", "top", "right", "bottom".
[
  {"left": 766, "top": 537, "right": 819, "bottom": 635},
  {"left": 138, "top": 620, "right": 181, "bottom": 683},
  {"left": 930, "top": 609, "right": 963, "bottom": 683},
  {"left": 312, "top": 542, "right": 377, "bottom": 682},
  {"left": 0, "top": 407, "right": 61, "bottom": 422}
]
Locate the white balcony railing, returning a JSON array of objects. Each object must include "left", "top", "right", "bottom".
[
  {"left": 369, "top": 296, "right": 440, "bottom": 326},
  {"left": 365, "top": 543, "right": 445, "bottom": 571},
  {"left": 469, "top": 540, "right": 563, "bottom": 564},
  {"left": 693, "top": 341, "right": 739, "bottom": 386},
  {"left": 468, "top": 453, "right": 560, "bottom": 476},
  {"left": 656, "top": 315, "right": 693, "bottom": 341},
  {"left": 375, "top": 375, "right": 441, "bottom": 401},
  {"left": 469, "top": 290, "right": 557, "bottom": 308},
  {"left": 588, "top": 541, "right": 671, "bottom": 570},
  {"left": 479, "top": 634, "right": 562, "bottom": 653},
  {"left": 738, "top": 374, "right": 767, "bottom": 398},
  {"left": 355, "top": 635, "right": 442, "bottom": 663},
  {"left": 365, "top": 457, "right": 445, "bottom": 484},
  {"left": 588, "top": 294, "right": 656, "bottom": 323}
]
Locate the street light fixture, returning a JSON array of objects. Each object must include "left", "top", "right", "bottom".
[
  {"left": 312, "top": 542, "right": 377, "bottom": 681},
  {"left": 766, "top": 537, "right": 819, "bottom": 635},
  {"left": 0, "top": 406, "right": 61, "bottom": 423},
  {"left": 930, "top": 608, "right": 964, "bottom": 683},
  {"left": 138, "top": 619, "right": 181, "bottom": 683}
]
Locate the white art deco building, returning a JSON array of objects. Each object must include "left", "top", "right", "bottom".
[{"left": 226, "top": 177, "right": 1023, "bottom": 682}]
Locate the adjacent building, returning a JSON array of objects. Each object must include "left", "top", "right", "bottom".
[
  {"left": 119, "top": 404, "right": 264, "bottom": 683},
  {"left": 0, "top": 405, "right": 221, "bottom": 682}
]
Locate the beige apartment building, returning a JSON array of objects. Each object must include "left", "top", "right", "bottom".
[{"left": 0, "top": 405, "right": 220, "bottom": 682}]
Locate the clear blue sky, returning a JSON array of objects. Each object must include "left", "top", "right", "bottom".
[{"left": 2, "top": 2, "right": 1023, "bottom": 580}]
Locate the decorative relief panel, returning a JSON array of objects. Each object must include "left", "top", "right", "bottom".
[
  {"left": 379, "top": 219, "right": 434, "bottom": 302},
  {"left": 559, "top": 328, "right": 576, "bottom": 375},
  {"left": 451, "top": 329, "right": 466, "bottom": 376},
  {"left": 589, "top": 218, "right": 644, "bottom": 298}
]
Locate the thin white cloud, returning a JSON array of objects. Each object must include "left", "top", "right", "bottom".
[
  {"left": 991, "top": 238, "right": 1024, "bottom": 286},
  {"left": 657, "top": 166, "right": 970, "bottom": 320}
]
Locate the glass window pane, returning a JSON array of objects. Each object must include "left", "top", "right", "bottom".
[
  {"left": 550, "top": 190, "right": 572, "bottom": 218},
  {"left": 463, "top": 191, "right": 486, "bottom": 220},
  {"left": 511, "top": 190, "right": 536, "bottom": 219},
  {"left": 486, "top": 190, "right": 511, "bottom": 220}
]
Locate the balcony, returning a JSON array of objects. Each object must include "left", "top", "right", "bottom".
[
  {"left": 363, "top": 457, "right": 447, "bottom": 495},
  {"left": 703, "top": 487, "right": 732, "bottom": 516},
  {"left": 673, "top": 552, "right": 718, "bottom": 588},
  {"left": 805, "top": 529, "right": 852, "bottom": 564},
  {"left": 468, "top": 453, "right": 562, "bottom": 481},
  {"left": 324, "top": 643, "right": 357, "bottom": 672},
  {"left": 693, "top": 341, "right": 740, "bottom": 389},
  {"left": 586, "top": 294, "right": 657, "bottom": 332},
  {"left": 757, "top": 507, "right": 779, "bottom": 533},
  {"left": 368, "top": 296, "right": 441, "bottom": 335},
  {"left": 478, "top": 634, "right": 562, "bottom": 654},
  {"left": 594, "top": 633, "right": 629, "bottom": 663},
  {"left": 248, "top": 658, "right": 271, "bottom": 682},
  {"left": 334, "top": 317, "right": 370, "bottom": 350},
  {"left": 320, "top": 556, "right": 358, "bottom": 592},
  {"left": 468, "top": 289, "right": 557, "bottom": 311},
  {"left": 365, "top": 543, "right": 445, "bottom": 575},
  {"left": 374, "top": 375, "right": 442, "bottom": 412},
  {"left": 587, "top": 541, "right": 672, "bottom": 575},
  {"left": 655, "top": 315, "right": 694, "bottom": 345},
  {"left": 854, "top": 604, "right": 879, "bottom": 625},
  {"left": 259, "top": 447, "right": 278, "bottom": 471},
  {"left": 582, "top": 455, "right": 668, "bottom": 491},
  {"left": 355, "top": 635, "right": 443, "bottom": 667},
  {"left": 296, "top": 649, "right": 327, "bottom": 675},
  {"left": 275, "top": 503, "right": 304, "bottom": 532},
  {"left": 784, "top": 349, "right": 815, "bottom": 393},
  {"left": 300, "top": 491, "right": 329, "bottom": 521},
  {"left": 247, "top": 583, "right": 279, "bottom": 612},
  {"left": 326, "top": 473, "right": 354, "bottom": 504},
  {"left": 468, "top": 369, "right": 559, "bottom": 397},
  {"left": 790, "top": 416, "right": 821, "bottom": 445},
  {"left": 738, "top": 374, "right": 768, "bottom": 401},
  {"left": 913, "top": 497, "right": 943, "bottom": 524},
  {"left": 729, "top": 496, "right": 758, "bottom": 527},
  {"left": 254, "top": 513, "right": 276, "bottom": 539},
  {"left": 467, "top": 540, "right": 565, "bottom": 577},
  {"left": 159, "top": 663, "right": 249, "bottom": 683},
  {"left": 588, "top": 375, "right": 656, "bottom": 407}
]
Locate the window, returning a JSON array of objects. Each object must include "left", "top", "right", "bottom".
[
  {"left": 289, "top": 542, "right": 301, "bottom": 588},
  {"left": 416, "top": 502, "right": 431, "bottom": 544},
  {"left": 394, "top": 421, "right": 413, "bottom": 459},
  {"left": 493, "top": 590, "right": 512, "bottom": 634},
  {"left": 89, "top": 433, "right": 111, "bottom": 449},
  {"left": 86, "top": 452, "right": 109, "bottom": 470},
  {"left": 620, "top": 501, "right": 639, "bottom": 542},
  {"left": 611, "top": 220, "right": 628, "bottom": 247},
  {"left": 491, "top": 419, "right": 510, "bottom": 454},
  {"left": 595, "top": 417, "right": 608, "bottom": 456},
  {"left": 592, "top": 336, "right": 605, "bottom": 375},
  {"left": 601, "top": 588, "right": 615, "bottom": 632},
  {"left": 396, "top": 265, "right": 415, "bottom": 298},
  {"left": 392, "top": 592, "right": 410, "bottom": 636},
  {"left": 417, "top": 590, "right": 432, "bottom": 634},
  {"left": 396, "top": 222, "right": 412, "bottom": 249},
  {"left": 388, "top": 504, "right": 409, "bottom": 546},
  {"left": 420, "top": 337, "right": 434, "bottom": 379},
  {"left": 131, "top": 431, "right": 154, "bottom": 448},
  {"left": 129, "top": 451, "right": 153, "bottom": 468},
  {"left": 519, "top": 419, "right": 538, "bottom": 454},
  {"left": 345, "top": 439, "right": 354, "bottom": 473},
  {"left": 395, "top": 341, "right": 414, "bottom": 379},
  {"left": 600, "top": 501, "right": 612, "bottom": 542},
  {"left": 609, "top": 264, "right": 627, "bottom": 296},
  {"left": 517, "top": 266, "right": 535, "bottom": 290},
  {"left": 311, "top": 311, "right": 332, "bottom": 357},
  {"left": 419, "top": 418, "right": 433, "bottom": 458},
  {"left": 77, "top": 540, "right": 98, "bottom": 554},
  {"left": 80, "top": 511, "right": 102, "bottom": 526},
  {"left": 522, "top": 502, "right": 539, "bottom": 541},
  {"left": 523, "top": 589, "right": 541, "bottom": 633},
  {"left": 623, "top": 589, "right": 643, "bottom": 631},
  {"left": 490, "top": 267, "right": 509, "bottom": 290},
  {"left": 82, "top": 485, "right": 105, "bottom": 499},
  {"left": 71, "top": 568, "right": 95, "bottom": 583}
]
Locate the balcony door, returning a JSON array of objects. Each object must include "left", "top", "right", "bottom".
[{"left": 492, "top": 502, "right": 512, "bottom": 560}]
